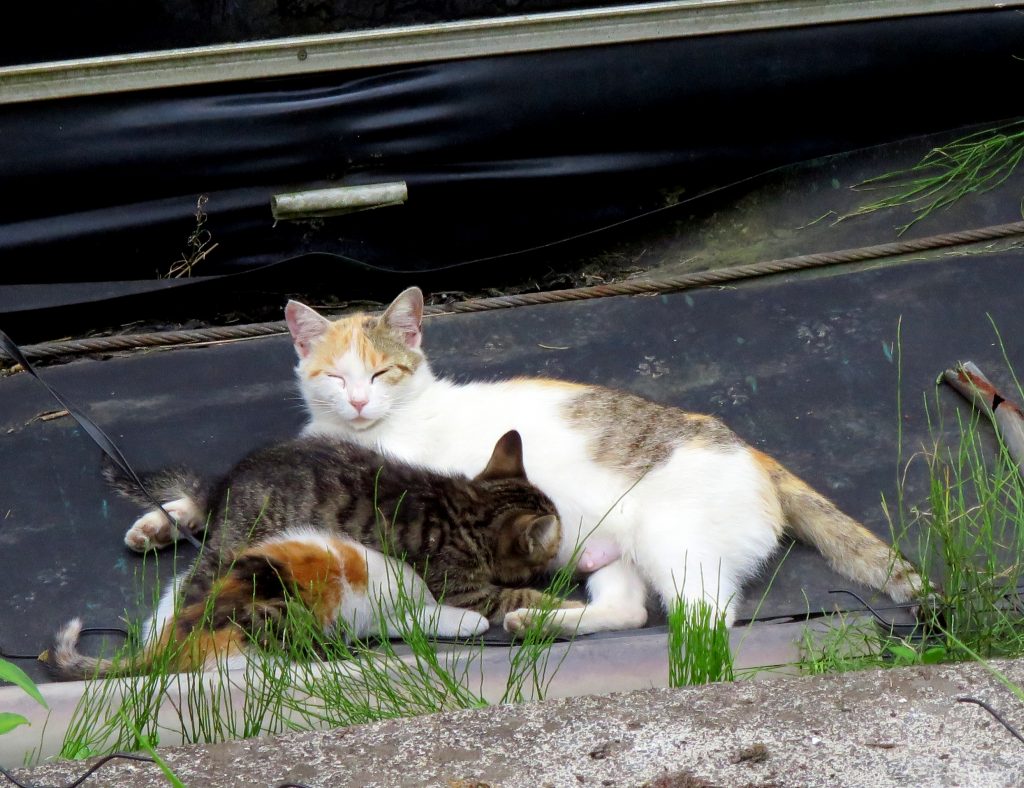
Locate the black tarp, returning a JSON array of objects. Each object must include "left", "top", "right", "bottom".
[{"left": 3, "top": 9, "right": 1023, "bottom": 292}]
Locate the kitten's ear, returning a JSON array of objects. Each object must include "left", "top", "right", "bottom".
[
  {"left": 285, "top": 300, "right": 330, "bottom": 359},
  {"left": 476, "top": 430, "right": 526, "bottom": 481},
  {"left": 519, "top": 514, "right": 560, "bottom": 555},
  {"left": 380, "top": 287, "right": 424, "bottom": 350}
]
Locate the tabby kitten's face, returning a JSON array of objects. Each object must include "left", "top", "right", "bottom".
[
  {"left": 471, "top": 430, "right": 563, "bottom": 584},
  {"left": 286, "top": 288, "right": 425, "bottom": 430}
]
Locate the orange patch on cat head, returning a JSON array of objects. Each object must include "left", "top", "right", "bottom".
[{"left": 303, "top": 315, "right": 405, "bottom": 377}]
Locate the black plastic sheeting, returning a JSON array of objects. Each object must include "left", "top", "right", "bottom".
[
  {"left": 3, "top": 250, "right": 1023, "bottom": 684},
  {"left": 3, "top": 9, "right": 1023, "bottom": 293}
]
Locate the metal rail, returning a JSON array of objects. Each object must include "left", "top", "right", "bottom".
[{"left": 1, "top": 0, "right": 1017, "bottom": 104}]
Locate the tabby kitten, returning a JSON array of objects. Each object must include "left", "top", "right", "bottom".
[
  {"left": 54, "top": 431, "right": 571, "bottom": 678},
  {"left": 282, "top": 288, "right": 925, "bottom": 635}
]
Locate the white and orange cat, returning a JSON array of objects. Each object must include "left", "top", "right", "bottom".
[
  {"left": 55, "top": 529, "right": 491, "bottom": 677},
  {"left": 137, "top": 287, "right": 923, "bottom": 635}
]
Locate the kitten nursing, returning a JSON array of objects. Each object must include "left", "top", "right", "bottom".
[
  {"left": 278, "top": 287, "right": 924, "bottom": 634},
  {"left": 85, "top": 284, "right": 925, "bottom": 660},
  {"left": 53, "top": 431, "right": 570, "bottom": 678}
]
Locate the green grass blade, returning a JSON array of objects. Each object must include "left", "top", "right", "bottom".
[
  {"left": 0, "top": 658, "right": 47, "bottom": 709},
  {"left": 0, "top": 712, "right": 31, "bottom": 735}
]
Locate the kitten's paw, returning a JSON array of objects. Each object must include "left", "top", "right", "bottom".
[
  {"left": 504, "top": 601, "right": 587, "bottom": 635},
  {"left": 124, "top": 498, "right": 202, "bottom": 552},
  {"left": 503, "top": 608, "right": 538, "bottom": 634}
]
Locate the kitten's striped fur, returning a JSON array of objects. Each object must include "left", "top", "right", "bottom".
[{"left": 53, "top": 431, "right": 569, "bottom": 678}]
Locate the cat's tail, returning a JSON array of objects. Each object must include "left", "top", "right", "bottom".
[
  {"left": 101, "top": 455, "right": 208, "bottom": 512},
  {"left": 755, "top": 450, "right": 925, "bottom": 603},
  {"left": 50, "top": 616, "right": 249, "bottom": 681},
  {"left": 49, "top": 618, "right": 128, "bottom": 680}
]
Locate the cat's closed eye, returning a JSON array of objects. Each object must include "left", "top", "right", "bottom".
[
  {"left": 327, "top": 373, "right": 347, "bottom": 387},
  {"left": 371, "top": 367, "right": 394, "bottom": 382}
]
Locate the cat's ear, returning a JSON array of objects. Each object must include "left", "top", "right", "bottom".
[
  {"left": 476, "top": 430, "right": 526, "bottom": 481},
  {"left": 285, "top": 300, "right": 330, "bottom": 358},
  {"left": 381, "top": 287, "right": 424, "bottom": 350},
  {"left": 519, "top": 514, "right": 560, "bottom": 555}
]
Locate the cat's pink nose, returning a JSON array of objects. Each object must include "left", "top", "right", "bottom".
[{"left": 350, "top": 397, "right": 369, "bottom": 414}]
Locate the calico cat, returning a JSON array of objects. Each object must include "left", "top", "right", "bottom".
[
  {"left": 54, "top": 431, "right": 573, "bottom": 678},
  {"left": 141, "top": 287, "right": 924, "bottom": 635},
  {"left": 54, "top": 528, "right": 487, "bottom": 678}
]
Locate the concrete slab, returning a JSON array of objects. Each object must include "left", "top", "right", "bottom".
[{"left": 14, "top": 658, "right": 1024, "bottom": 787}]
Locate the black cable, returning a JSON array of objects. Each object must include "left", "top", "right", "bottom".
[
  {"left": 1, "top": 628, "right": 130, "bottom": 661},
  {"left": 957, "top": 696, "right": 1024, "bottom": 745},
  {"left": 826, "top": 588, "right": 936, "bottom": 633},
  {"left": 0, "top": 753, "right": 156, "bottom": 788},
  {"left": 0, "top": 330, "right": 204, "bottom": 551}
]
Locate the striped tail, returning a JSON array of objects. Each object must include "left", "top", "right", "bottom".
[
  {"left": 100, "top": 455, "right": 208, "bottom": 512},
  {"left": 756, "top": 451, "right": 924, "bottom": 602},
  {"left": 50, "top": 618, "right": 132, "bottom": 680}
]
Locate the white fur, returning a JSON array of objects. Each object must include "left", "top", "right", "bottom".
[
  {"left": 300, "top": 343, "right": 417, "bottom": 431},
  {"left": 301, "top": 357, "right": 784, "bottom": 634}
]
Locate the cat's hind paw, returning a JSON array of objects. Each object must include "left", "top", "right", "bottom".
[{"left": 124, "top": 498, "right": 202, "bottom": 552}]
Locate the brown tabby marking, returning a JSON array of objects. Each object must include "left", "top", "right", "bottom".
[
  {"left": 110, "top": 431, "right": 563, "bottom": 622},
  {"left": 563, "top": 387, "right": 741, "bottom": 476}
]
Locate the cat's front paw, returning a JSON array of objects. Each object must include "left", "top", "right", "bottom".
[
  {"left": 457, "top": 610, "right": 490, "bottom": 637},
  {"left": 124, "top": 498, "right": 202, "bottom": 552}
]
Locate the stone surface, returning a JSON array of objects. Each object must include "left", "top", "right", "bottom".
[{"left": 16, "top": 659, "right": 1024, "bottom": 787}]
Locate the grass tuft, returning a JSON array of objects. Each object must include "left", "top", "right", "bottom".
[
  {"left": 667, "top": 597, "right": 733, "bottom": 687},
  {"left": 839, "top": 119, "right": 1024, "bottom": 234},
  {"left": 802, "top": 322, "right": 1024, "bottom": 674}
]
